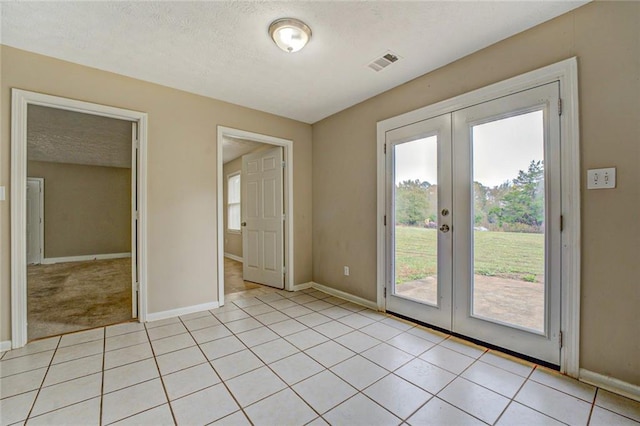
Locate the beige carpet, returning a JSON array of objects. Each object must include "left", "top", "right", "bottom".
[{"left": 27, "top": 258, "right": 133, "bottom": 341}]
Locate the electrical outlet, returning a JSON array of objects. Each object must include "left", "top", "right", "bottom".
[
  {"left": 587, "top": 168, "right": 616, "bottom": 189},
  {"left": 344, "top": 266, "right": 350, "bottom": 276}
]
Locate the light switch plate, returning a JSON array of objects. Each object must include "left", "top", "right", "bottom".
[{"left": 587, "top": 168, "right": 616, "bottom": 189}]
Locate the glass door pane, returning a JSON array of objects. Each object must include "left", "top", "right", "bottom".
[
  {"left": 386, "top": 113, "right": 452, "bottom": 330},
  {"left": 452, "top": 82, "right": 561, "bottom": 365},
  {"left": 471, "top": 111, "right": 545, "bottom": 332},
  {"left": 394, "top": 136, "right": 439, "bottom": 306}
]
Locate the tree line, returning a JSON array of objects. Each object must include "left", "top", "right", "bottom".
[{"left": 395, "top": 160, "right": 544, "bottom": 233}]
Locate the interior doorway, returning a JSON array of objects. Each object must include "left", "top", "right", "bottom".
[
  {"left": 11, "top": 89, "right": 148, "bottom": 348},
  {"left": 217, "top": 127, "right": 294, "bottom": 306}
]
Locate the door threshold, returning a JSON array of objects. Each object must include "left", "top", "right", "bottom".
[{"left": 387, "top": 310, "right": 560, "bottom": 371}]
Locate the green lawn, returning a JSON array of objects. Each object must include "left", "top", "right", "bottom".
[{"left": 395, "top": 226, "right": 544, "bottom": 284}]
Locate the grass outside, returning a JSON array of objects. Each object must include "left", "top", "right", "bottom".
[{"left": 395, "top": 226, "right": 544, "bottom": 284}]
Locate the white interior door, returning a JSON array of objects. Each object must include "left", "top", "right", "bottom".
[
  {"left": 242, "top": 146, "right": 284, "bottom": 289},
  {"left": 26, "top": 178, "right": 43, "bottom": 265},
  {"left": 386, "top": 83, "right": 562, "bottom": 365}
]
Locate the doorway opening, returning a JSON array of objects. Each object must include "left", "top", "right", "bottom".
[
  {"left": 217, "top": 127, "right": 294, "bottom": 306},
  {"left": 11, "top": 89, "right": 148, "bottom": 348}
]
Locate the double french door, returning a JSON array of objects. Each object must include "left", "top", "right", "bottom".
[{"left": 385, "top": 83, "right": 561, "bottom": 365}]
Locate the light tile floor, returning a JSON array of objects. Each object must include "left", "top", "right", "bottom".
[{"left": 1, "top": 287, "right": 639, "bottom": 426}]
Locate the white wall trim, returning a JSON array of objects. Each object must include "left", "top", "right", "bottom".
[
  {"left": 311, "top": 282, "right": 379, "bottom": 311},
  {"left": 376, "top": 57, "right": 580, "bottom": 376},
  {"left": 292, "top": 282, "right": 313, "bottom": 291},
  {"left": 224, "top": 253, "right": 243, "bottom": 263},
  {"left": 217, "top": 126, "right": 294, "bottom": 307},
  {"left": 580, "top": 369, "right": 640, "bottom": 403},
  {"left": 11, "top": 89, "right": 149, "bottom": 348},
  {"left": 146, "top": 301, "right": 220, "bottom": 323},
  {"left": 26, "top": 177, "right": 45, "bottom": 265},
  {"left": 0, "top": 341, "right": 12, "bottom": 352},
  {"left": 41, "top": 252, "right": 132, "bottom": 265}
]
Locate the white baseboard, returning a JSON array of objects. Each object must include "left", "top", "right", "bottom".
[
  {"left": 311, "top": 282, "right": 379, "bottom": 311},
  {"left": 224, "top": 253, "right": 243, "bottom": 263},
  {"left": 146, "top": 301, "right": 220, "bottom": 323},
  {"left": 580, "top": 369, "right": 640, "bottom": 402},
  {"left": 0, "top": 340, "right": 12, "bottom": 352},
  {"left": 41, "top": 252, "right": 131, "bottom": 265},
  {"left": 292, "top": 282, "right": 313, "bottom": 291}
]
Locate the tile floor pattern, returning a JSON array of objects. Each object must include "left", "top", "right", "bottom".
[{"left": 1, "top": 288, "right": 639, "bottom": 426}]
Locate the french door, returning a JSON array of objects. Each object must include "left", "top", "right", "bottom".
[{"left": 385, "top": 83, "right": 561, "bottom": 365}]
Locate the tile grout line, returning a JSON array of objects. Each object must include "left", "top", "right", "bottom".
[
  {"left": 178, "top": 311, "right": 256, "bottom": 425},
  {"left": 223, "top": 297, "right": 345, "bottom": 422},
  {"left": 99, "top": 327, "right": 106, "bottom": 426},
  {"left": 587, "top": 387, "right": 599, "bottom": 424},
  {"left": 23, "top": 336, "right": 62, "bottom": 423},
  {"left": 491, "top": 359, "right": 539, "bottom": 425},
  {"left": 143, "top": 322, "right": 178, "bottom": 426}
]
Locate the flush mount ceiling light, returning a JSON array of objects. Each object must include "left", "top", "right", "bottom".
[{"left": 269, "top": 18, "right": 312, "bottom": 53}]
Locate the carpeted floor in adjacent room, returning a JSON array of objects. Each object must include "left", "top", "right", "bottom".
[{"left": 27, "top": 258, "right": 133, "bottom": 341}]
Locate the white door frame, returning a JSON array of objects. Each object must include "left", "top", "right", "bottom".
[
  {"left": 376, "top": 58, "right": 580, "bottom": 376},
  {"left": 11, "top": 89, "right": 149, "bottom": 348},
  {"left": 217, "top": 126, "right": 294, "bottom": 306},
  {"left": 26, "top": 177, "right": 45, "bottom": 265}
]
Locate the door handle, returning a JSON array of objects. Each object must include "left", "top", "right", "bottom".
[
  {"left": 241, "top": 222, "right": 247, "bottom": 227},
  {"left": 439, "top": 224, "right": 450, "bottom": 233}
]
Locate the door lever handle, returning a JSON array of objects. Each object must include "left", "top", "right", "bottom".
[{"left": 241, "top": 222, "right": 247, "bottom": 227}]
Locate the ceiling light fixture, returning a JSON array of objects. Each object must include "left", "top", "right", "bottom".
[{"left": 269, "top": 18, "right": 312, "bottom": 53}]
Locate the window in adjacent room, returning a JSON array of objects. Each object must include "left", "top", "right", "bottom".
[{"left": 227, "top": 172, "right": 241, "bottom": 232}]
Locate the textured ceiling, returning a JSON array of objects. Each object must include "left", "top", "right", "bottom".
[
  {"left": 28, "top": 105, "right": 132, "bottom": 168},
  {"left": 1, "top": 1, "right": 587, "bottom": 124},
  {"left": 223, "top": 137, "right": 265, "bottom": 164}
]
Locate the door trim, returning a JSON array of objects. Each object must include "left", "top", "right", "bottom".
[
  {"left": 26, "top": 177, "right": 44, "bottom": 265},
  {"left": 11, "top": 89, "right": 149, "bottom": 348},
  {"left": 216, "top": 127, "right": 294, "bottom": 306},
  {"left": 376, "top": 58, "right": 580, "bottom": 376}
]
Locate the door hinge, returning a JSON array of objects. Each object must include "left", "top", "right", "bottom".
[
  {"left": 135, "top": 281, "right": 140, "bottom": 291},
  {"left": 558, "top": 98, "right": 562, "bottom": 116},
  {"left": 282, "top": 161, "right": 286, "bottom": 168},
  {"left": 560, "top": 215, "right": 564, "bottom": 232},
  {"left": 559, "top": 331, "right": 563, "bottom": 348},
  {"left": 135, "top": 211, "right": 139, "bottom": 220},
  {"left": 282, "top": 266, "right": 286, "bottom": 274},
  {"left": 383, "top": 215, "right": 387, "bottom": 226},
  {"left": 384, "top": 143, "right": 387, "bottom": 154},
  {"left": 384, "top": 287, "right": 387, "bottom": 298}
]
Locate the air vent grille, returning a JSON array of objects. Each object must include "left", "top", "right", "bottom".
[{"left": 367, "top": 51, "right": 400, "bottom": 72}]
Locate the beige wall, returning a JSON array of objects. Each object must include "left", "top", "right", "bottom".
[
  {"left": 1, "top": 45, "right": 313, "bottom": 341},
  {"left": 223, "top": 156, "right": 243, "bottom": 259},
  {"left": 312, "top": 1, "right": 639, "bottom": 385},
  {"left": 27, "top": 161, "right": 131, "bottom": 258}
]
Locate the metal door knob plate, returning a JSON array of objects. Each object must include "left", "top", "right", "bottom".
[{"left": 439, "top": 224, "right": 450, "bottom": 233}]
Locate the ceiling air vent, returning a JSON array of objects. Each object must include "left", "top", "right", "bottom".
[{"left": 367, "top": 51, "right": 400, "bottom": 72}]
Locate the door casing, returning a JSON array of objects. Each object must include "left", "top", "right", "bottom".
[
  {"left": 10, "top": 89, "right": 149, "bottom": 348},
  {"left": 376, "top": 58, "right": 580, "bottom": 376},
  {"left": 216, "top": 127, "right": 294, "bottom": 307}
]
